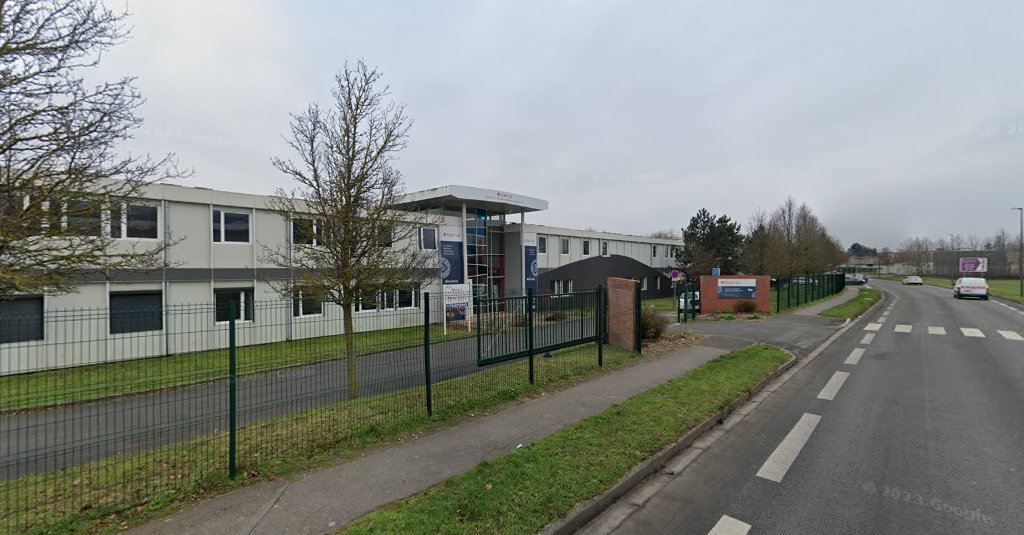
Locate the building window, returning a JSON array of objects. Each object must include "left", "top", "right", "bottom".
[
  {"left": 356, "top": 290, "right": 378, "bottom": 312},
  {"left": 378, "top": 228, "right": 393, "bottom": 248},
  {"left": 213, "top": 209, "right": 250, "bottom": 243},
  {"left": 601, "top": 241, "right": 609, "bottom": 256},
  {"left": 109, "top": 291, "right": 163, "bottom": 334},
  {"left": 538, "top": 236, "right": 547, "bottom": 254},
  {"left": 293, "top": 218, "right": 321, "bottom": 246},
  {"left": 560, "top": 237, "right": 569, "bottom": 255},
  {"left": 664, "top": 245, "right": 670, "bottom": 258},
  {"left": 420, "top": 227, "right": 437, "bottom": 250},
  {"left": 292, "top": 289, "right": 323, "bottom": 317},
  {"left": 583, "top": 240, "right": 590, "bottom": 255},
  {"left": 0, "top": 295, "right": 44, "bottom": 343},
  {"left": 550, "top": 279, "right": 573, "bottom": 294},
  {"left": 215, "top": 288, "right": 254, "bottom": 323},
  {"left": 641, "top": 277, "right": 648, "bottom": 291},
  {"left": 110, "top": 203, "right": 159, "bottom": 239},
  {"left": 66, "top": 199, "right": 103, "bottom": 236},
  {"left": 656, "top": 277, "right": 661, "bottom": 290},
  {"left": 398, "top": 288, "right": 419, "bottom": 308},
  {"left": 652, "top": 244, "right": 658, "bottom": 258}
]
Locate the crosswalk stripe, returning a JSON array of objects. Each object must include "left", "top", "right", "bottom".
[
  {"left": 845, "top": 348, "right": 865, "bottom": 365},
  {"left": 864, "top": 323, "right": 882, "bottom": 331},
  {"left": 894, "top": 324, "right": 912, "bottom": 333},
  {"left": 998, "top": 330, "right": 1024, "bottom": 341},
  {"left": 928, "top": 326, "right": 946, "bottom": 335},
  {"left": 961, "top": 328, "right": 985, "bottom": 338},
  {"left": 708, "top": 515, "right": 752, "bottom": 535},
  {"left": 861, "top": 333, "right": 875, "bottom": 344}
]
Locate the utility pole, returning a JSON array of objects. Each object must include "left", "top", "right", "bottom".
[
  {"left": 948, "top": 233, "right": 956, "bottom": 286},
  {"left": 1013, "top": 207, "right": 1023, "bottom": 296}
]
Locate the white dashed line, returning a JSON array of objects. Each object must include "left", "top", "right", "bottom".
[
  {"left": 960, "top": 328, "right": 985, "bottom": 338},
  {"left": 845, "top": 348, "right": 865, "bottom": 365},
  {"left": 756, "top": 413, "right": 821, "bottom": 483},
  {"left": 817, "top": 371, "right": 850, "bottom": 400},
  {"left": 894, "top": 324, "right": 913, "bottom": 333},
  {"left": 998, "top": 330, "right": 1024, "bottom": 341},
  {"left": 928, "top": 326, "right": 946, "bottom": 336},
  {"left": 861, "top": 333, "right": 875, "bottom": 344},
  {"left": 864, "top": 323, "right": 882, "bottom": 331},
  {"left": 707, "top": 515, "right": 751, "bottom": 535}
]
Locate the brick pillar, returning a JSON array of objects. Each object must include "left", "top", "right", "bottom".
[{"left": 607, "top": 277, "right": 637, "bottom": 351}]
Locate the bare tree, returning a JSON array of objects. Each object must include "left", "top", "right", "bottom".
[
  {"left": 0, "top": 0, "right": 182, "bottom": 297},
  {"left": 647, "top": 229, "right": 678, "bottom": 239},
  {"left": 265, "top": 61, "right": 434, "bottom": 399}
]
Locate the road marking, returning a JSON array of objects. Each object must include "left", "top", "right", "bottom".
[
  {"left": 894, "top": 324, "right": 913, "bottom": 333},
  {"left": 998, "top": 330, "right": 1023, "bottom": 341},
  {"left": 845, "top": 348, "right": 865, "bottom": 365},
  {"left": 960, "top": 328, "right": 985, "bottom": 338},
  {"left": 707, "top": 515, "right": 751, "bottom": 535},
  {"left": 928, "top": 326, "right": 946, "bottom": 335},
  {"left": 817, "top": 371, "right": 850, "bottom": 400},
  {"left": 756, "top": 413, "right": 821, "bottom": 483},
  {"left": 864, "top": 323, "right": 882, "bottom": 331},
  {"left": 861, "top": 333, "right": 876, "bottom": 344}
]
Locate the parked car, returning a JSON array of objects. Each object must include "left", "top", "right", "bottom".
[
  {"left": 902, "top": 276, "right": 923, "bottom": 285},
  {"left": 953, "top": 277, "right": 989, "bottom": 300},
  {"left": 844, "top": 273, "right": 868, "bottom": 285},
  {"left": 678, "top": 291, "right": 701, "bottom": 313}
]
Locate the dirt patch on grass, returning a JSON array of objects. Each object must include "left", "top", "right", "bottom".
[{"left": 642, "top": 331, "right": 706, "bottom": 354}]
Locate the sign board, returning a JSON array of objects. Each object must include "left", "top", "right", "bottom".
[
  {"left": 670, "top": 270, "right": 681, "bottom": 281},
  {"left": 717, "top": 278, "right": 757, "bottom": 299},
  {"left": 523, "top": 232, "right": 538, "bottom": 293},
  {"left": 958, "top": 257, "right": 988, "bottom": 273},
  {"left": 712, "top": 267, "right": 721, "bottom": 276},
  {"left": 443, "top": 284, "right": 471, "bottom": 322},
  {"left": 439, "top": 226, "right": 465, "bottom": 284}
]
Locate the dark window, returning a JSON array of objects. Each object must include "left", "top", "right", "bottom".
[
  {"left": 601, "top": 241, "right": 608, "bottom": 255},
  {"left": 398, "top": 288, "right": 416, "bottom": 308},
  {"left": 378, "top": 228, "right": 393, "bottom": 248},
  {"left": 212, "top": 210, "right": 221, "bottom": 242},
  {"left": 110, "top": 291, "right": 163, "bottom": 334},
  {"left": 420, "top": 227, "right": 437, "bottom": 250},
  {"left": 0, "top": 295, "right": 44, "bottom": 343},
  {"left": 292, "top": 290, "right": 323, "bottom": 317},
  {"left": 357, "top": 290, "right": 378, "bottom": 312},
  {"left": 538, "top": 236, "right": 547, "bottom": 254},
  {"left": 110, "top": 205, "right": 122, "bottom": 238},
  {"left": 652, "top": 244, "right": 658, "bottom": 258},
  {"left": 583, "top": 240, "right": 590, "bottom": 255},
  {"left": 293, "top": 218, "right": 319, "bottom": 246},
  {"left": 213, "top": 210, "right": 250, "bottom": 243},
  {"left": 560, "top": 238, "right": 569, "bottom": 255},
  {"left": 215, "top": 288, "right": 254, "bottom": 322},
  {"left": 127, "top": 205, "right": 159, "bottom": 239},
  {"left": 66, "top": 199, "right": 102, "bottom": 236},
  {"left": 382, "top": 289, "right": 396, "bottom": 310}
]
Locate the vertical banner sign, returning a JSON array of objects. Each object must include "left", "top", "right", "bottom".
[
  {"left": 439, "top": 226, "right": 465, "bottom": 284},
  {"left": 523, "top": 232, "right": 538, "bottom": 293}
]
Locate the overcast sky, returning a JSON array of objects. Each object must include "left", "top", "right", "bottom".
[{"left": 97, "top": 0, "right": 1024, "bottom": 250}]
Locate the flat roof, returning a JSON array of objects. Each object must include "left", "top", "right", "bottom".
[{"left": 393, "top": 185, "right": 548, "bottom": 215}]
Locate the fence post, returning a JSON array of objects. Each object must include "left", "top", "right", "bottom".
[
  {"left": 597, "top": 286, "right": 604, "bottom": 367},
  {"left": 634, "top": 282, "right": 642, "bottom": 353},
  {"left": 675, "top": 282, "right": 681, "bottom": 323},
  {"left": 228, "top": 301, "right": 237, "bottom": 480},
  {"left": 423, "top": 292, "right": 433, "bottom": 416},
  {"left": 527, "top": 288, "right": 535, "bottom": 384}
]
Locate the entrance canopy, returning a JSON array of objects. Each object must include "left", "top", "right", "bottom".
[{"left": 393, "top": 185, "right": 548, "bottom": 215}]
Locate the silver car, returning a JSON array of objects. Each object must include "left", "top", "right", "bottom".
[
  {"left": 902, "top": 276, "right": 923, "bottom": 285},
  {"left": 953, "top": 277, "right": 989, "bottom": 300}
]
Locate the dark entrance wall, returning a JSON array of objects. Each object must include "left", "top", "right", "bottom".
[{"left": 539, "top": 255, "right": 672, "bottom": 299}]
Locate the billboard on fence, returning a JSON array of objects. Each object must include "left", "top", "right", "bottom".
[
  {"left": 523, "top": 232, "right": 538, "bottom": 293},
  {"left": 443, "top": 284, "right": 470, "bottom": 321},
  {"left": 717, "top": 278, "right": 757, "bottom": 299},
  {"left": 440, "top": 226, "right": 465, "bottom": 284},
  {"left": 958, "top": 257, "right": 988, "bottom": 273}
]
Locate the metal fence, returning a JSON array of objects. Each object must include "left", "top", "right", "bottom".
[
  {"left": 774, "top": 273, "right": 846, "bottom": 312},
  {"left": 0, "top": 287, "right": 633, "bottom": 533}
]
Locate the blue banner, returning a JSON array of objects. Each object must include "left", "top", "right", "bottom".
[
  {"left": 524, "top": 233, "right": 538, "bottom": 293},
  {"left": 717, "top": 279, "right": 757, "bottom": 299},
  {"left": 440, "top": 226, "right": 464, "bottom": 285}
]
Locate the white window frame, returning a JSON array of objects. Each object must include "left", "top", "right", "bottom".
[
  {"left": 652, "top": 244, "right": 658, "bottom": 258},
  {"left": 641, "top": 277, "right": 648, "bottom": 291},
  {"left": 213, "top": 208, "right": 252, "bottom": 244},
  {"left": 583, "top": 240, "right": 591, "bottom": 255},
  {"left": 560, "top": 237, "right": 570, "bottom": 255},
  {"left": 110, "top": 202, "right": 160, "bottom": 240},
  {"left": 214, "top": 288, "right": 254, "bottom": 324},
  {"left": 292, "top": 218, "right": 322, "bottom": 248},
  {"left": 538, "top": 236, "right": 547, "bottom": 254},
  {"left": 292, "top": 290, "right": 323, "bottom": 318},
  {"left": 419, "top": 227, "right": 438, "bottom": 250},
  {"left": 601, "top": 241, "right": 609, "bottom": 256},
  {"left": 656, "top": 277, "right": 661, "bottom": 290}
]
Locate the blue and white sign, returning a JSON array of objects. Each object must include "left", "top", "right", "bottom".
[
  {"left": 523, "top": 232, "right": 538, "bottom": 293},
  {"left": 717, "top": 278, "right": 756, "bottom": 299},
  {"left": 711, "top": 267, "right": 721, "bottom": 276},
  {"left": 439, "top": 226, "right": 464, "bottom": 285}
]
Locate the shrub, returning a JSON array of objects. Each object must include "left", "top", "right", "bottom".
[
  {"left": 735, "top": 300, "right": 758, "bottom": 313},
  {"left": 722, "top": 313, "right": 736, "bottom": 320},
  {"left": 640, "top": 308, "right": 668, "bottom": 341},
  {"left": 749, "top": 313, "right": 762, "bottom": 319}
]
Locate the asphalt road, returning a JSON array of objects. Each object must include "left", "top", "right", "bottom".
[
  {"left": 0, "top": 319, "right": 595, "bottom": 480},
  {"left": 586, "top": 280, "right": 1024, "bottom": 534}
]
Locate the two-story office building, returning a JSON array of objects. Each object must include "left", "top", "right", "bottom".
[{"left": 0, "top": 183, "right": 682, "bottom": 373}]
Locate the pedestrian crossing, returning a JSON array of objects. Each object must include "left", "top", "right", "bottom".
[{"left": 862, "top": 323, "right": 1023, "bottom": 340}]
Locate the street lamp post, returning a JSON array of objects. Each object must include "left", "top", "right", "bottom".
[
  {"left": 948, "top": 233, "right": 956, "bottom": 286},
  {"left": 1013, "top": 207, "right": 1023, "bottom": 297}
]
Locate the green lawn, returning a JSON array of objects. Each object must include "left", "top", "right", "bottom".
[
  {"left": 819, "top": 288, "right": 882, "bottom": 319},
  {"left": 641, "top": 296, "right": 677, "bottom": 312},
  {"left": 340, "top": 344, "right": 790, "bottom": 535},
  {"left": 0, "top": 325, "right": 473, "bottom": 412},
  {"left": 3, "top": 341, "right": 655, "bottom": 534}
]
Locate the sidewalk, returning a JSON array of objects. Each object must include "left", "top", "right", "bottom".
[
  {"left": 791, "top": 284, "right": 861, "bottom": 316},
  {"left": 129, "top": 342, "right": 732, "bottom": 535}
]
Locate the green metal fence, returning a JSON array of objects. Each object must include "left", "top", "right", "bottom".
[
  {"left": 774, "top": 273, "right": 846, "bottom": 313},
  {"left": 0, "top": 287, "right": 634, "bottom": 533}
]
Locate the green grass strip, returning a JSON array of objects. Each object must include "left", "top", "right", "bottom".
[
  {"left": 819, "top": 288, "right": 882, "bottom": 319},
  {"left": 341, "top": 344, "right": 789, "bottom": 535}
]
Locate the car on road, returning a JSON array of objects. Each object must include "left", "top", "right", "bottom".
[
  {"left": 953, "top": 277, "right": 989, "bottom": 300},
  {"left": 678, "top": 291, "right": 701, "bottom": 313},
  {"left": 845, "top": 273, "right": 868, "bottom": 285},
  {"left": 902, "top": 276, "right": 923, "bottom": 285}
]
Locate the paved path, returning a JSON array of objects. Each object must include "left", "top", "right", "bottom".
[{"left": 792, "top": 284, "right": 861, "bottom": 316}]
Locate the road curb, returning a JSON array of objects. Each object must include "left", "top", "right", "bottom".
[
  {"left": 542, "top": 291, "right": 887, "bottom": 535},
  {"left": 539, "top": 347, "right": 796, "bottom": 535}
]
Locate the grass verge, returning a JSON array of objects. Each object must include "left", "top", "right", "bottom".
[
  {"left": 819, "top": 288, "right": 882, "bottom": 319},
  {"left": 0, "top": 325, "right": 473, "bottom": 412},
  {"left": 641, "top": 296, "right": 677, "bottom": 313},
  {"left": 3, "top": 336, "right": 711, "bottom": 535},
  {"left": 340, "top": 343, "right": 789, "bottom": 535}
]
